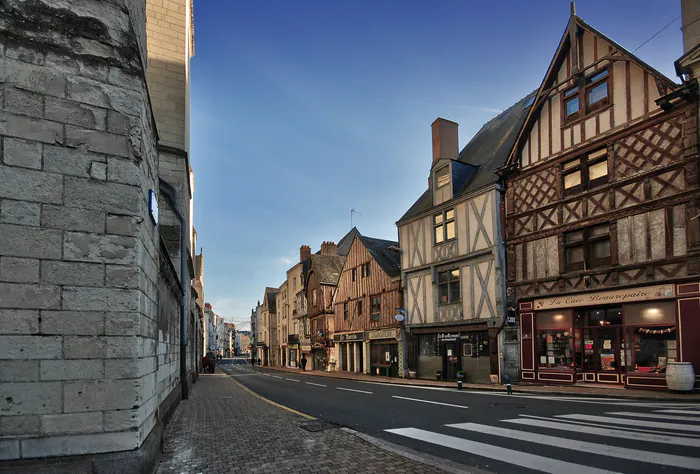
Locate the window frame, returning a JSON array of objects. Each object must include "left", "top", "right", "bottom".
[
  {"left": 562, "top": 67, "right": 610, "bottom": 125},
  {"left": 361, "top": 262, "right": 371, "bottom": 278},
  {"left": 433, "top": 208, "right": 456, "bottom": 245},
  {"left": 357, "top": 299, "right": 363, "bottom": 317},
  {"left": 563, "top": 224, "right": 612, "bottom": 273},
  {"left": 437, "top": 268, "right": 461, "bottom": 305},
  {"left": 351, "top": 268, "right": 356, "bottom": 282},
  {"left": 343, "top": 302, "right": 348, "bottom": 321},
  {"left": 370, "top": 295, "right": 381, "bottom": 321},
  {"left": 561, "top": 148, "right": 609, "bottom": 198},
  {"left": 435, "top": 165, "right": 450, "bottom": 189}
]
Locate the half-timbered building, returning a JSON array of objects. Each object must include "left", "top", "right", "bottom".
[
  {"left": 503, "top": 11, "right": 700, "bottom": 389},
  {"left": 332, "top": 233, "right": 403, "bottom": 377},
  {"left": 397, "top": 100, "right": 533, "bottom": 382}
]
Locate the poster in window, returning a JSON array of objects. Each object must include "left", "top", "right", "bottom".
[
  {"left": 667, "top": 340, "right": 677, "bottom": 350},
  {"left": 603, "top": 340, "right": 612, "bottom": 350},
  {"left": 548, "top": 356, "right": 555, "bottom": 364},
  {"left": 385, "top": 352, "right": 390, "bottom": 362},
  {"left": 446, "top": 349, "right": 453, "bottom": 357},
  {"left": 540, "top": 356, "right": 547, "bottom": 364}
]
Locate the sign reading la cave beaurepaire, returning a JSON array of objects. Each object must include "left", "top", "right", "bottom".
[{"left": 533, "top": 284, "right": 675, "bottom": 311}]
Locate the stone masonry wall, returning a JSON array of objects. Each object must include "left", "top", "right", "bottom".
[{"left": 0, "top": 0, "right": 175, "bottom": 461}]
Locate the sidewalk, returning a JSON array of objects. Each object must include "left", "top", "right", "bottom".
[
  {"left": 157, "top": 372, "right": 473, "bottom": 474},
  {"left": 263, "top": 365, "right": 700, "bottom": 401}
]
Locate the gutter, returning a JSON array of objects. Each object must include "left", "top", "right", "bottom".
[{"left": 159, "top": 178, "right": 190, "bottom": 401}]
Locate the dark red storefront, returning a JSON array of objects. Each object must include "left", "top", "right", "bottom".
[{"left": 519, "top": 282, "right": 700, "bottom": 389}]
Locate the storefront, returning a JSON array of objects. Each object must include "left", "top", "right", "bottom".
[
  {"left": 300, "top": 337, "right": 312, "bottom": 371},
  {"left": 411, "top": 323, "right": 494, "bottom": 382},
  {"left": 519, "top": 283, "right": 700, "bottom": 389},
  {"left": 366, "top": 328, "right": 404, "bottom": 377},
  {"left": 287, "top": 334, "right": 299, "bottom": 368},
  {"left": 334, "top": 332, "right": 364, "bottom": 373},
  {"left": 311, "top": 344, "right": 328, "bottom": 371}
]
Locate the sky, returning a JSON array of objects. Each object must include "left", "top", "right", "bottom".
[{"left": 189, "top": 0, "right": 684, "bottom": 328}]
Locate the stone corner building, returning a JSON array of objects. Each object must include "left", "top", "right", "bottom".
[{"left": 0, "top": 0, "right": 201, "bottom": 472}]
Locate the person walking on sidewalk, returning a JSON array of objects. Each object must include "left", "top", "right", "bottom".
[{"left": 301, "top": 356, "right": 307, "bottom": 371}]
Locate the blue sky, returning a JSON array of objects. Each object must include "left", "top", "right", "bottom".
[{"left": 190, "top": 1, "right": 683, "bottom": 328}]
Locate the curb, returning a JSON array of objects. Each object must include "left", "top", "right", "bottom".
[
  {"left": 341, "top": 427, "right": 491, "bottom": 474},
  {"left": 256, "top": 366, "right": 700, "bottom": 402}
]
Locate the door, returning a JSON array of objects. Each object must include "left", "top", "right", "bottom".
[
  {"left": 443, "top": 342, "right": 459, "bottom": 379},
  {"left": 502, "top": 328, "right": 520, "bottom": 383}
]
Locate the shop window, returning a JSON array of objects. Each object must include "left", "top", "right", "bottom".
[
  {"left": 562, "top": 148, "right": 608, "bottom": 197},
  {"left": 564, "top": 223, "right": 611, "bottom": 272},
  {"left": 536, "top": 311, "right": 573, "bottom": 369},
  {"left": 623, "top": 302, "right": 676, "bottom": 373},
  {"left": 370, "top": 295, "right": 381, "bottom": 321},
  {"left": 461, "top": 331, "right": 488, "bottom": 357},
  {"left": 434, "top": 209, "right": 456, "bottom": 244},
  {"left": 576, "top": 307, "right": 622, "bottom": 326},
  {"left": 562, "top": 68, "right": 609, "bottom": 124},
  {"left": 438, "top": 269, "right": 460, "bottom": 304}
]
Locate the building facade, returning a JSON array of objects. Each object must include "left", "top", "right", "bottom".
[
  {"left": 259, "top": 288, "right": 279, "bottom": 366},
  {"left": 503, "top": 13, "right": 700, "bottom": 389},
  {"left": 275, "top": 281, "right": 288, "bottom": 366},
  {"left": 332, "top": 233, "right": 403, "bottom": 376}
]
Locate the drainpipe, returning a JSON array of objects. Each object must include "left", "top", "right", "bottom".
[{"left": 159, "top": 178, "right": 189, "bottom": 400}]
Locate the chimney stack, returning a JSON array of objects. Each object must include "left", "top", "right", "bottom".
[
  {"left": 431, "top": 118, "right": 459, "bottom": 167},
  {"left": 320, "top": 241, "right": 338, "bottom": 256},
  {"left": 300, "top": 245, "right": 311, "bottom": 262}
]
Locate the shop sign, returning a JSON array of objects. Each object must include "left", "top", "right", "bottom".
[
  {"left": 437, "top": 332, "right": 460, "bottom": 342},
  {"left": 333, "top": 332, "right": 365, "bottom": 342},
  {"left": 368, "top": 328, "right": 399, "bottom": 340},
  {"left": 533, "top": 284, "right": 675, "bottom": 310},
  {"left": 287, "top": 334, "right": 300, "bottom": 345}
]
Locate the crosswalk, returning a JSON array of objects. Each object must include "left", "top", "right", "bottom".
[{"left": 386, "top": 404, "right": 700, "bottom": 473}]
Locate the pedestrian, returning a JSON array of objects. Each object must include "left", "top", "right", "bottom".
[
  {"left": 257, "top": 358, "right": 262, "bottom": 366},
  {"left": 250, "top": 356, "right": 255, "bottom": 366},
  {"left": 301, "top": 356, "right": 307, "bottom": 371}
]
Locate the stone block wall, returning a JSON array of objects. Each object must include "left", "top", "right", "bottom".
[{"left": 0, "top": 0, "right": 178, "bottom": 463}]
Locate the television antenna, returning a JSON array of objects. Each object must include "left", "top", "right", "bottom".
[{"left": 351, "top": 208, "right": 362, "bottom": 228}]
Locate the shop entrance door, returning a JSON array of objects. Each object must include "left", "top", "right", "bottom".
[
  {"left": 575, "top": 306, "right": 623, "bottom": 383},
  {"left": 443, "top": 342, "right": 459, "bottom": 380}
]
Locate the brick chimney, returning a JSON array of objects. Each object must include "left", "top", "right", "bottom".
[
  {"left": 431, "top": 118, "right": 459, "bottom": 167},
  {"left": 320, "top": 241, "right": 338, "bottom": 256},
  {"left": 300, "top": 245, "right": 311, "bottom": 262}
]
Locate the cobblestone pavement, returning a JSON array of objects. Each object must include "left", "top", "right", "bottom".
[{"left": 157, "top": 373, "right": 453, "bottom": 474}]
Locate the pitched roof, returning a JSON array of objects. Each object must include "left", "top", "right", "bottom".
[
  {"left": 358, "top": 235, "right": 401, "bottom": 279},
  {"left": 397, "top": 91, "right": 536, "bottom": 223},
  {"left": 309, "top": 254, "right": 346, "bottom": 285},
  {"left": 264, "top": 287, "right": 279, "bottom": 313},
  {"left": 337, "top": 227, "right": 361, "bottom": 256}
]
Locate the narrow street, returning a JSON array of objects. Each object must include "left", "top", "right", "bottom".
[{"left": 219, "top": 357, "right": 700, "bottom": 474}]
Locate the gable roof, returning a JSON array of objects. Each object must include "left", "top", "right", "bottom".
[
  {"left": 337, "top": 227, "right": 361, "bottom": 256},
  {"left": 357, "top": 234, "right": 401, "bottom": 280},
  {"left": 505, "top": 14, "right": 678, "bottom": 168},
  {"left": 397, "top": 91, "right": 536, "bottom": 224},
  {"left": 308, "top": 254, "right": 346, "bottom": 286},
  {"left": 264, "top": 287, "right": 279, "bottom": 312}
]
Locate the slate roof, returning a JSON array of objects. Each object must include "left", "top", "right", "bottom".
[
  {"left": 397, "top": 91, "right": 537, "bottom": 224},
  {"left": 337, "top": 227, "right": 361, "bottom": 256},
  {"left": 358, "top": 235, "right": 401, "bottom": 280},
  {"left": 264, "top": 287, "right": 279, "bottom": 313},
  {"left": 309, "top": 254, "right": 346, "bottom": 286}
]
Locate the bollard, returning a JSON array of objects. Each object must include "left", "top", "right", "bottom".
[
  {"left": 505, "top": 374, "right": 513, "bottom": 394},
  {"left": 457, "top": 372, "right": 463, "bottom": 391}
]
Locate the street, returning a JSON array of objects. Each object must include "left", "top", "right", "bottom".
[{"left": 220, "top": 357, "right": 700, "bottom": 474}]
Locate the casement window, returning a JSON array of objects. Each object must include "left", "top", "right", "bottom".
[
  {"left": 357, "top": 300, "right": 363, "bottom": 316},
  {"left": 344, "top": 303, "right": 348, "bottom": 321},
  {"left": 434, "top": 208, "right": 456, "bottom": 244},
  {"left": 435, "top": 166, "right": 450, "bottom": 188},
  {"left": 361, "top": 262, "right": 371, "bottom": 278},
  {"left": 562, "top": 148, "right": 608, "bottom": 197},
  {"left": 352, "top": 268, "right": 356, "bottom": 282},
  {"left": 564, "top": 224, "right": 612, "bottom": 272},
  {"left": 563, "top": 68, "right": 610, "bottom": 123},
  {"left": 312, "top": 289, "right": 317, "bottom": 306},
  {"left": 438, "top": 269, "right": 460, "bottom": 304},
  {"left": 370, "top": 295, "right": 381, "bottom": 321}
]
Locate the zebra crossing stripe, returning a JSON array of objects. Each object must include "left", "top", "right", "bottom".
[
  {"left": 606, "top": 411, "right": 700, "bottom": 422},
  {"left": 447, "top": 422, "right": 700, "bottom": 470},
  {"left": 557, "top": 414, "right": 700, "bottom": 433},
  {"left": 384, "top": 427, "right": 622, "bottom": 474},
  {"left": 503, "top": 417, "right": 700, "bottom": 447}
]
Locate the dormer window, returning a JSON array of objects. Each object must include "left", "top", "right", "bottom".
[{"left": 436, "top": 166, "right": 450, "bottom": 188}]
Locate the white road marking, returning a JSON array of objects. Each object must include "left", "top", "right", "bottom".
[
  {"left": 286, "top": 378, "right": 300, "bottom": 382},
  {"left": 305, "top": 382, "right": 327, "bottom": 387},
  {"left": 272, "top": 375, "right": 283, "bottom": 379},
  {"left": 392, "top": 395, "right": 468, "bottom": 409},
  {"left": 262, "top": 374, "right": 271, "bottom": 377},
  {"left": 557, "top": 414, "right": 700, "bottom": 432},
  {"left": 449, "top": 422, "right": 700, "bottom": 470},
  {"left": 385, "top": 427, "right": 622, "bottom": 474},
  {"left": 518, "top": 414, "right": 700, "bottom": 438},
  {"left": 503, "top": 417, "right": 700, "bottom": 447},
  {"left": 656, "top": 409, "right": 700, "bottom": 415},
  {"left": 606, "top": 411, "right": 700, "bottom": 422},
  {"left": 337, "top": 387, "right": 373, "bottom": 394},
  {"left": 228, "top": 374, "right": 258, "bottom": 377}
]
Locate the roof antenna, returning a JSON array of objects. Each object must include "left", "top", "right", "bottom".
[
  {"left": 570, "top": 1, "right": 576, "bottom": 16},
  {"left": 351, "top": 208, "right": 362, "bottom": 229}
]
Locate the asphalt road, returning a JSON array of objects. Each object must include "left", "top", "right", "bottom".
[{"left": 218, "top": 357, "right": 700, "bottom": 474}]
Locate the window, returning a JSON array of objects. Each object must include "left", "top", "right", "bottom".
[
  {"left": 343, "top": 303, "right": 348, "bottom": 321},
  {"left": 436, "top": 166, "right": 450, "bottom": 188},
  {"left": 434, "top": 208, "right": 455, "bottom": 244},
  {"left": 371, "top": 295, "right": 381, "bottom": 320},
  {"left": 352, "top": 268, "right": 356, "bottom": 282},
  {"left": 361, "top": 262, "right": 371, "bottom": 278},
  {"left": 624, "top": 302, "right": 677, "bottom": 373},
  {"left": 562, "top": 148, "right": 608, "bottom": 197},
  {"left": 536, "top": 311, "right": 573, "bottom": 369},
  {"left": 357, "top": 300, "right": 363, "bottom": 316},
  {"left": 564, "top": 224, "right": 612, "bottom": 272},
  {"left": 562, "top": 68, "right": 610, "bottom": 123},
  {"left": 438, "top": 269, "right": 460, "bottom": 304},
  {"left": 312, "top": 289, "right": 317, "bottom": 306}
]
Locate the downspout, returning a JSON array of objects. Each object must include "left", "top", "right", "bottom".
[{"left": 159, "top": 178, "right": 189, "bottom": 400}]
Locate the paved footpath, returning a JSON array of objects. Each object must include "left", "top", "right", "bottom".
[{"left": 157, "top": 372, "right": 466, "bottom": 474}]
